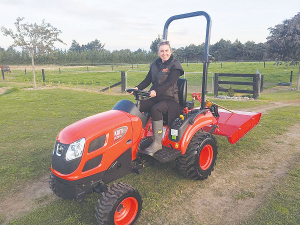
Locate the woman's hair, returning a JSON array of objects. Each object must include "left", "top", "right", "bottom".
[{"left": 157, "top": 40, "right": 171, "bottom": 50}]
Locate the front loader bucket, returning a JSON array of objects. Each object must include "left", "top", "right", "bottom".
[{"left": 213, "top": 109, "right": 261, "bottom": 144}]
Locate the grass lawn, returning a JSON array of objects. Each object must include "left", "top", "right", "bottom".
[
  {"left": 0, "top": 87, "right": 132, "bottom": 198},
  {"left": 242, "top": 160, "right": 300, "bottom": 225},
  {"left": 5, "top": 62, "right": 300, "bottom": 93},
  {"left": 1, "top": 80, "right": 300, "bottom": 224}
]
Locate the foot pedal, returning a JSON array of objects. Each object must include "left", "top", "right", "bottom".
[{"left": 152, "top": 147, "right": 182, "bottom": 163}]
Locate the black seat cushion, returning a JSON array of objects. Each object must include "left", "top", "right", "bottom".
[{"left": 177, "top": 78, "right": 187, "bottom": 108}]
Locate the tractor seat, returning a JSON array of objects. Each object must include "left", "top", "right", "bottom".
[
  {"left": 162, "top": 78, "right": 187, "bottom": 125},
  {"left": 177, "top": 78, "right": 187, "bottom": 108}
]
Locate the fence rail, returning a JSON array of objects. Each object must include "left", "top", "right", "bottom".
[
  {"left": 126, "top": 70, "right": 214, "bottom": 94},
  {"left": 214, "top": 73, "right": 261, "bottom": 99}
]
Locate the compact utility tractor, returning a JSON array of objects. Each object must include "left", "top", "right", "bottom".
[{"left": 50, "top": 11, "right": 261, "bottom": 225}]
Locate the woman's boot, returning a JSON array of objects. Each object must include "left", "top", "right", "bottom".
[{"left": 142, "top": 120, "right": 163, "bottom": 156}]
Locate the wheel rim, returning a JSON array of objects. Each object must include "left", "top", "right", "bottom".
[
  {"left": 199, "top": 144, "right": 213, "bottom": 170},
  {"left": 114, "top": 197, "right": 139, "bottom": 225}
]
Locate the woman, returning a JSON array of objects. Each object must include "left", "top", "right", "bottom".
[{"left": 134, "top": 40, "right": 184, "bottom": 155}]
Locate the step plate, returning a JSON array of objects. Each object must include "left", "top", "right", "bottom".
[{"left": 152, "top": 147, "right": 182, "bottom": 163}]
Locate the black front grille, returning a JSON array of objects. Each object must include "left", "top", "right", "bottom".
[{"left": 82, "top": 155, "right": 103, "bottom": 172}]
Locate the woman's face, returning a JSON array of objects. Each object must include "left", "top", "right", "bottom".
[{"left": 158, "top": 44, "right": 172, "bottom": 63}]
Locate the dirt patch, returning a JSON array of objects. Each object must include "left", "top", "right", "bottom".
[
  {"left": 9, "top": 65, "right": 89, "bottom": 71},
  {"left": 244, "top": 99, "right": 300, "bottom": 113},
  {"left": 21, "top": 85, "right": 125, "bottom": 95},
  {"left": 164, "top": 124, "right": 300, "bottom": 224},
  {"left": 261, "top": 85, "right": 297, "bottom": 93},
  {"left": 188, "top": 125, "right": 299, "bottom": 225},
  {"left": 0, "top": 174, "right": 57, "bottom": 224},
  {"left": 0, "top": 87, "right": 12, "bottom": 95}
]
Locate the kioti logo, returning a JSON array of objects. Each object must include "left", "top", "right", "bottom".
[
  {"left": 114, "top": 126, "right": 128, "bottom": 141},
  {"left": 162, "top": 68, "right": 169, "bottom": 72}
]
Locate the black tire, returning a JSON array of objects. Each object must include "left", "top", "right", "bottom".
[
  {"left": 49, "top": 173, "right": 60, "bottom": 197},
  {"left": 176, "top": 132, "right": 218, "bottom": 180},
  {"left": 95, "top": 183, "right": 142, "bottom": 225}
]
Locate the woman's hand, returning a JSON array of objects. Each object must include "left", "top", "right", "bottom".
[
  {"left": 130, "top": 87, "right": 138, "bottom": 95},
  {"left": 149, "top": 90, "right": 156, "bottom": 97}
]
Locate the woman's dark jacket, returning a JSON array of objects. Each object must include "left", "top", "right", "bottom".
[{"left": 137, "top": 55, "right": 184, "bottom": 123}]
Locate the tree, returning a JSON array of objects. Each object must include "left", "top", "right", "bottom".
[
  {"left": 266, "top": 13, "right": 300, "bottom": 89},
  {"left": 243, "top": 41, "right": 266, "bottom": 61},
  {"left": 69, "top": 39, "right": 105, "bottom": 53},
  {"left": 1, "top": 17, "right": 65, "bottom": 88},
  {"left": 85, "top": 39, "right": 105, "bottom": 51},
  {"left": 173, "top": 47, "right": 186, "bottom": 62},
  {"left": 0, "top": 47, "right": 4, "bottom": 63},
  {"left": 69, "top": 40, "right": 82, "bottom": 52},
  {"left": 150, "top": 35, "right": 162, "bottom": 53},
  {"left": 231, "top": 39, "right": 244, "bottom": 61},
  {"left": 210, "top": 39, "right": 232, "bottom": 61}
]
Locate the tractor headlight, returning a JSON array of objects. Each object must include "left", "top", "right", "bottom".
[{"left": 65, "top": 138, "right": 86, "bottom": 161}]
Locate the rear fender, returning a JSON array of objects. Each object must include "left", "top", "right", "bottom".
[
  {"left": 179, "top": 111, "right": 217, "bottom": 154},
  {"left": 163, "top": 111, "right": 217, "bottom": 154}
]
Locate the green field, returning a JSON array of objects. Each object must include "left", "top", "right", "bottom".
[
  {"left": 3, "top": 62, "right": 299, "bottom": 94},
  {"left": 0, "top": 63, "right": 300, "bottom": 224}
]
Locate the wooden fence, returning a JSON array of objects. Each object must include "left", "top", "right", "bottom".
[{"left": 214, "top": 73, "right": 262, "bottom": 99}]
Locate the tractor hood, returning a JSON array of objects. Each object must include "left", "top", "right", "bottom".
[{"left": 57, "top": 110, "right": 132, "bottom": 144}]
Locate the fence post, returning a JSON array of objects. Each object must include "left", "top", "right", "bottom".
[
  {"left": 121, "top": 71, "right": 126, "bottom": 93},
  {"left": 297, "top": 70, "right": 300, "bottom": 90},
  {"left": 290, "top": 71, "right": 293, "bottom": 84},
  {"left": 25, "top": 68, "right": 27, "bottom": 74},
  {"left": 253, "top": 73, "right": 260, "bottom": 99},
  {"left": 260, "top": 75, "right": 264, "bottom": 92},
  {"left": 214, "top": 73, "right": 219, "bottom": 97},
  {"left": 42, "top": 69, "right": 45, "bottom": 85},
  {"left": 1, "top": 70, "right": 5, "bottom": 81},
  {"left": 59, "top": 68, "right": 61, "bottom": 74},
  {"left": 264, "top": 61, "right": 266, "bottom": 68}
]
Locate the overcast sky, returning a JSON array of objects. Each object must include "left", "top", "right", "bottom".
[{"left": 0, "top": 0, "right": 299, "bottom": 52}]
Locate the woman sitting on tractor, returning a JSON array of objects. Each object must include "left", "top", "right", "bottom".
[{"left": 133, "top": 40, "right": 184, "bottom": 155}]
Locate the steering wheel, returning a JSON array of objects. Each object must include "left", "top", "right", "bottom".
[{"left": 126, "top": 89, "right": 151, "bottom": 101}]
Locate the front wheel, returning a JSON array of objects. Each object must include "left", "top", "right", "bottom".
[
  {"left": 95, "top": 183, "right": 142, "bottom": 225},
  {"left": 176, "top": 132, "right": 218, "bottom": 180}
]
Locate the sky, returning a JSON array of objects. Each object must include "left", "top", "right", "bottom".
[{"left": 0, "top": 0, "right": 299, "bottom": 52}]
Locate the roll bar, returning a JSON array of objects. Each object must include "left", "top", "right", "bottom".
[{"left": 163, "top": 11, "right": 212, "bottom": 110}]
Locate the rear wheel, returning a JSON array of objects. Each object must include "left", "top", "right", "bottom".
[
  {"left": 176, "top": 132, "right": 218, "bottom": 180},
  {"left": 95, "top": 183, "right": 142, "bottom": 225}
]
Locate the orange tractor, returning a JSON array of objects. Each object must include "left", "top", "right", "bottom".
[{"left": 50, "top": 11, "right": 261, "bottom": 225}]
